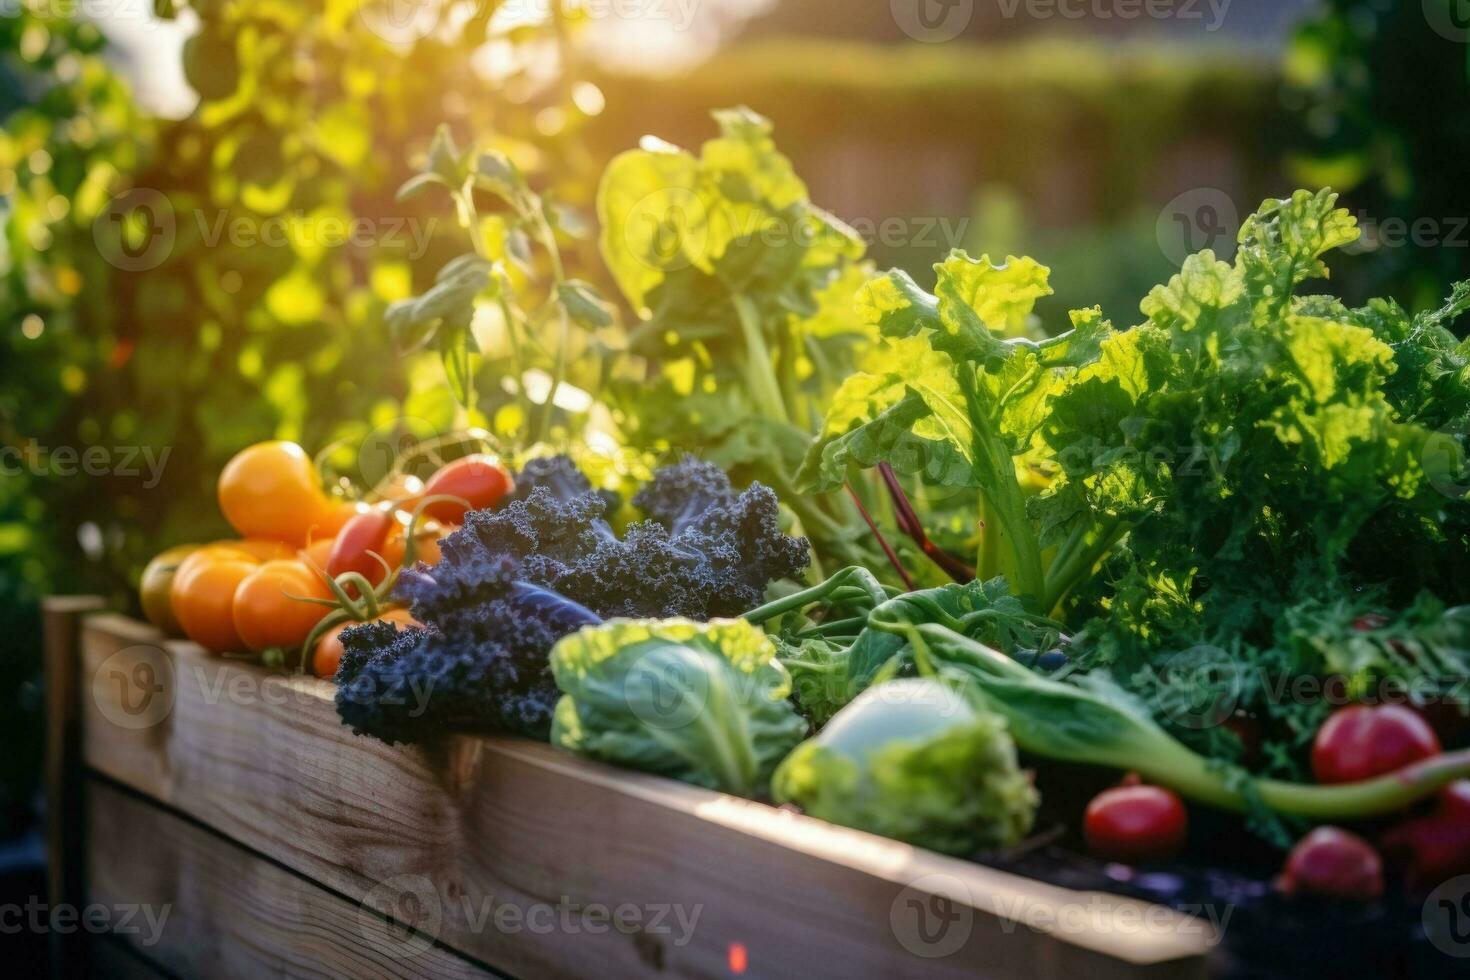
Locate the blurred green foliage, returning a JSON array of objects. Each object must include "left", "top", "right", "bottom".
[
  {"left": 1285, "top": 0, "right": 1470, "bottom": 309},
  {"left": 0, "top": 1, "right": 600, "bottom": 830},
  {"left": 591, "top": 37, "right": 1287, "bottom": 323}
]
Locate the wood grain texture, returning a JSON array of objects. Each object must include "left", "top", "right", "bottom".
[
  {"left": 87, "top": 934, "right": 174, "bottom": 980},
  {"left": 43, "top": 595, "right": 107, "bottom": 980},
  {"left": 77, "top": 613, "right": 1220, "bottom": 980},
  {"left": 87, "top": 778, "right": 496, "bottom": 980}
]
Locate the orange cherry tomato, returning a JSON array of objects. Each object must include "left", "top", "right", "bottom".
[
  {"left": 217, "top": 441, "right": 336, "bottom": 546},
  {"left": 232, "top": 559, "right": 335, "bottom": 653},
  {"left": 139, "top": 544, "right": 200, "bottom": 635},
  {"left": 327, "top": 507, "right": 396, "bottom": 585},
  {"left": 380, "top": 522, "right": 450, "bottom": 570},
  {"left": 313, "top": 608, "right": 420, "bottom": 679},
  {"left": 170, "top": 546, "right": 262, "bottom": 653},
  {"left": 419, "top": 455, "right": 514, "bottom": 524},
  {"left": 299, "top": 535, "right": 336, "bottom": 570},
  {"left": 208, "top": 538, "right": 297, "bottom": 562},
  {"left": 312, "top": 499, "right": 360, "bottom": 540}
]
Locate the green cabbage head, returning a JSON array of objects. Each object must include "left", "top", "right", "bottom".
[
  {"left": 550, "top": 618, "right": 808, "bottom": 797},
  {"left": 771, "top": 678, "right": 1037, "bottom": 854}
]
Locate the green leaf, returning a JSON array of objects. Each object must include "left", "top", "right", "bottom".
[
  {"left": 426, "top": 124, "right": 463, "bottom": 184},
  {"left": 550, "top": 618, "right": 807, "bottom": 797},
  {"left": 472, "top": 150, "right": 527, "bottom": 206},
  {"left": 556, "top": 279, "right": 615, "bottom": 330},
  {"left": 439, "top": 325, "right": 476, "bottom": 408},
  {"left": 934, "top": 251, "right": 1053, "bottom": 339},
  {"left": 799, "top": 336, "right": 977, "bottom": 492},
  {"left": 396, "top": 172, "right": 448, "bottom": 203},
  {"left": 1236, "top": 189, "right": 1359, "bottom": 320},
  {"left": 385, "top": 254, "right": 492, "bottom": 353},
  {"left": 1140, "top": 250, "right": 1242, "bottom": 333},
  {"left": 597, "top": 143, "right": 707, "bottom": 312}
]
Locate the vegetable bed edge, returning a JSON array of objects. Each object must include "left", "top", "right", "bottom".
[{"left": 62, "top": 605, "right": 1218, "bottom": 979}]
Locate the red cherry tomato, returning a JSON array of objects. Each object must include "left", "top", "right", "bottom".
[
  {"left": 326, "top": 507, "right": 396, "bottom": 584},
  {"left": 1381, "top": 780, "right": 1470, "bottom": 893},
  {"left": 1277, "top": 827, "right": 1383, "bottom": 901},
  {"left": 1084, "top": 784, "right": 1188, "bottom": 862},
  {"left": 1311, "top": 704, "right": 1441, "bottom": 785},
  {"left": 419, "top": 455, "right": 514, "bottom": 524}
]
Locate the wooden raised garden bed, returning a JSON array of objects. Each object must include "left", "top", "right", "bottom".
[{"left": 43, "top": 599, "right": 1219, "bottom": 978}]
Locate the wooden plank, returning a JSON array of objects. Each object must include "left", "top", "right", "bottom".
[
  {"left": 42, "top": 595, "right": 108, "bottom": 980},
  {"left": 86, "top": 778, "right": 496, "bottom": 979},
  {"left": 77, "top": 613, "right": 1219, "bottom": 979},
  {"left": 87, "top": 934, "right": 174, "bottom": 980}
]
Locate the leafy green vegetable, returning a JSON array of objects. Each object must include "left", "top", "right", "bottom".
[
  {"left": 1037, "top": 191, "right": 1470, "bottom": 769},
  {"left": 550, "top": 618, "right": 807, "bottom": 797},
  {"left": 389, "top": 125, "right": 613, "bottom": 435},
  {"left": 771, "top": 678, "right": 1037, "bottom": 854},
  {"left": 909, "top": 622, "right": 1470, "bottom": 823},
  {"left": 798, "top": 251, "right": 1116, "bottom": 607},
  {"left": 746, "top": 568, "right": 1065, "bottom": 724},
  {"left": 598, "top": 108, "right": 880, "bottom": 570},
  {"left": 800, "top": 190, "right": 1470, "bottom": 789}
]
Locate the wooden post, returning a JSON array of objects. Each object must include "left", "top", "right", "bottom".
[{"left": 43, "top": 596, "right": 106, "bottom": 980}]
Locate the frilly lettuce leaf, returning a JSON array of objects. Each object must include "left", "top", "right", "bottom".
[
  {"left": 550, "top": 618, "right": 806, "bottom": 797},
  {"left": 598, "top": 107, "right": 863, "bottom": 352},
  {"left": 1236, "top": 188, "right": 1360, "bottom": 322},
  {"left": 799, "top": 250, "right": 1108, "bottom": 601}
]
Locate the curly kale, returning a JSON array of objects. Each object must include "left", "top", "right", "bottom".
[
  {"left": 335, "top": 455, "right": 810, "bottom": 743},
  {"left": 336, "top": 582, "right": 601, "bottom": 744},
  {"left": 504, "top": 454, "right": 593, "bottom": 504}
]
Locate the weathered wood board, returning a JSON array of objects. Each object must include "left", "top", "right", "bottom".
[{"left": 49, "top": 604, "right": 1220, "bottom": 979}]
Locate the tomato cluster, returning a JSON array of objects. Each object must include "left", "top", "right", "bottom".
[
  {"left": 1081, "top": 703, "right": 1469, "bottom": 901},
  {"left": 139, "top": 441, "right": 512, "bottom": 679}
]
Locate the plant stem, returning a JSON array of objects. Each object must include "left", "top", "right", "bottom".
[
  {"left": 1041, "top": 517, "right": 1127, "bottom": 615},
  {"left": 732, "top": 292, "right": 791, "bottom": 426},
  {"left": 876, "top": 463, "right": 975, "bottom": 583},
  {"left": 960, "top": 372, "right": 1043, "bottom": 604},
  {"left": 531, "top": 211, "right": 571, "bottom": 444},
  {"left": 844, "top": 482, "right": 915, "bottom": 591},
  {"left": 742, "top": 566, "right": 888, "bottom": 625}
]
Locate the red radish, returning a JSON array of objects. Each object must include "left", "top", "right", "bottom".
[
  {"left": 419, "top": 455, "right": 514, "bottom": 524},
  {"left": 1084, "top": 784, "right": 1188, "bottom": 862},
  {"left": 1352, "top": 613, "right": 1389, "bottom": 632},
  {"left": 1277, "top": 827, "right": 1383, "bottom": 901},
  {"left": 1311, "top": 704, "right": 1441, "bottom": 785},
  {"left": 326, "top": 507, "right": 397, "bottom": 585},
  {"left": 1381, "top": 781, "right": 1470, "bottom": 893}
]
